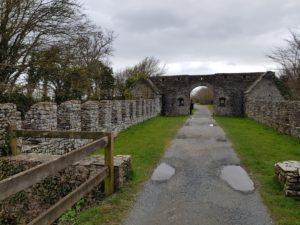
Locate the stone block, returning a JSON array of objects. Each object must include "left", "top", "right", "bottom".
[{"left": 275, "top": 161, "right": 300, "bottom": 197}]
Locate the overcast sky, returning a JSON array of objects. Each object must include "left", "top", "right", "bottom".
[{"left": 79, "top": 0, "right": 300, "bottom": 75}]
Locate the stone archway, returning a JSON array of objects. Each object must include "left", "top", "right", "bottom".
[{"left": 150, "top": 72, "right": 266, "bottom": 116}]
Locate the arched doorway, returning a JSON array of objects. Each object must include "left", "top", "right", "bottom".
[
  {"left": 191, "top": 86, "right": 214, "bottom": 105},
  {"left": 190, "top": 85, "right": 214, "bottom": 113}
]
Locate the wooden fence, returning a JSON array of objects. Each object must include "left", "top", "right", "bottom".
[{"left": 0, "top": 124, "right": 116, "bottom": 225}]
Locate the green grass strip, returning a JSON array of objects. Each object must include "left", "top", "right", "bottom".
[
  {"left": 215, "top": 116, "right": 300, "bottom": 225},
  {"left": 77, "top": 115, "right": 188, "bottom": 225}
]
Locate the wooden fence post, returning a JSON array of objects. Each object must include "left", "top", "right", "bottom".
[
  {"left": 104, "top": 132, "right": 114, "bottom": 195},
  {"left": 7, "top": 124, "right": 17, "bottom": 156}
]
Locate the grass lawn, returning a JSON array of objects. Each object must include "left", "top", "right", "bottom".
[
  {"left": 214, "top": 116, "right": 300, "bottom": 225},
  {"left": 76, "top": 115, "right": 188, "bottom": 225}
]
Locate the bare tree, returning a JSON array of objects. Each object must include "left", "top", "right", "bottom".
[
  {"left": 75, "top": 29, "right": 115, "bottom": 66},
  {"left": 133, "top": 56, "right": 166, "bottom": 77},
  {"left": 0, "top": 0, "right": 84, "bottom": 93},
  {"left": 267, "top": 30, "right": 300, "bottom": 99},
  {"left": 114, "top": 56, "right": 166, "bottom": 98},
  {"left": 268, "top": 31, "right": 300, "bottom": 80}
]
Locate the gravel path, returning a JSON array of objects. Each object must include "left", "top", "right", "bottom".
[{"left": 123, "top": 105, "right": 273, "bottom": 225}]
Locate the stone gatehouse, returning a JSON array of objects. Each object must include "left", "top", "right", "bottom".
[{"left": 150, "top": 71, "right": 281, "bottom": 116}]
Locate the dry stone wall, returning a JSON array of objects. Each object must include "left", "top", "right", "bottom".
[
  {"left": 81, "top": 101, "right": 100, "bottom": 132},
  {"left": 0, "top": 98, "right": 161, "bottom": 155},
  {"left": 58, "top": 100, "right": 81, "bottom": 131},
  {"left": 99, "top": 100, "right": 112, "bottom": 130},
  {"left": 111, "top": 100, "right": 122, "bottom": 132},
  {"left": 245, "top": 99, "right": 300, "bottom": 139},
  {"left": 0, "top": 104, "right": 21, "bottom": 153},
  {"left": 136, "top": 99, "right": 142, "bottom": 123},
  {"left": 121, "top": 100, "right": 131, "bottom": 130},
  {"left": 129, "top": 100, "right": 137, "bottom": 125},
  {"left": 23, "top": 102, "right": 57, "bottom": 130}
]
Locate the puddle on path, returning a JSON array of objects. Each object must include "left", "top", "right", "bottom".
[
  {"left": 151, "top": 162, "right": 175, "bottom": 182},
  {"left": 176, "top": 134, "right": 188, "bottom": 139},
  {"left": 221, "top": 165, "right": 254, "bottom": 193},
  {"left": 216, "top": 137, "right": 227, "bottom": 142}
]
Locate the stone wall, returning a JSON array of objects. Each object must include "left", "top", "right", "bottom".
[
  {"left": 58, "top": 100, "right": 81, "bottom": 131},
  {"left": 0, "top": 104, "right": 21, "bottom": 156},
  {"left": 23, "top": 102, "right": 57, "bottom": 130},
  {"left": 0, "top": 98, "right": 161, "bottom": 155},
  {"left": 99, "top": 100, "right": 112, "bottom": 130},
  {"left": 243, "top": 72, "right": 300, "bottom": 138},
  {"left": 81, "top": 101, "right": 100, "bottom": 132},
  {"left": 245, "top": 99, "right": 300, "bottom": 139},
  {"left": 111, "top": 100, "right": 122, "bottom": 132},
  {"left": 121, "top": 100, "right": 131, "bottom": 130}
]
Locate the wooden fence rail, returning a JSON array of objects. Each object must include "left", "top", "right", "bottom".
[
  {"left": 28, "top": 167, "right": 108, "bottom": 225},
  {"left": 1, "top": 125, "right": 116, "bottom": 225},
  {"left": 0, "top": 137, "right": 108, "bottom": 201}
]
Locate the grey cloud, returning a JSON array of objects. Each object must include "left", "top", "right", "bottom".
[
  {"left": 113, "top": 10, "right": 187, "bottom": 32},
  {"left": 81, "top": 0, "right": 300, "bottom": 74}
]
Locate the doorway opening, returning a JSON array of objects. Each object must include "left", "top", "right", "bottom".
[{"left": 190, "top": 86, "right": 214, "bottom": 105}]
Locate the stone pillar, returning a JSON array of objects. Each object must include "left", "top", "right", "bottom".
[
  {"left": 57, "top": 100, "right": 90, "bottom": 154},
  {"left": 58, "top": 100, "right": 81, "bottom": 131},
  {"left": 150, "top": 99, "right": 154, "bottom": 118},
  {"left": 136, "top": 99, "right": 142, "bottom": 123},
  {"left": 0, "top": 104, "right": 18, "bottom": 153},
  {"left": 121, "top": 100, "right": 130, "bottom": 130},
  {"left": 21, "top": 102, "right": 57, "bottom": 154},
  {"left": 151, "top": 99, "right": 155, "bottom": 117},
  {"left": 23, "top": 102, "right": 57, "bottom": 130},
  {"left": 143, "top": 99, "right": 147, "bottom": 121},
  {"left": 149, "top": 99, "right": 153, "bottom": 118},
  {"left": 146, "top": 99, "right": 150, "bottom": 119},
  {"left": 81, "top": 101, "right": 99, "bottom": 131},
  {"left": 129, "top": 100, "right": 137, "bottom": 125},
  {"left": 155, "top": 98, "right": 161, "bottom": 115},
  {"left": 111, "top": 100, "right": 122, "bottom": 132},
  {"left": 99, "top": 100, "right": 112, "bottom": 131}
]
